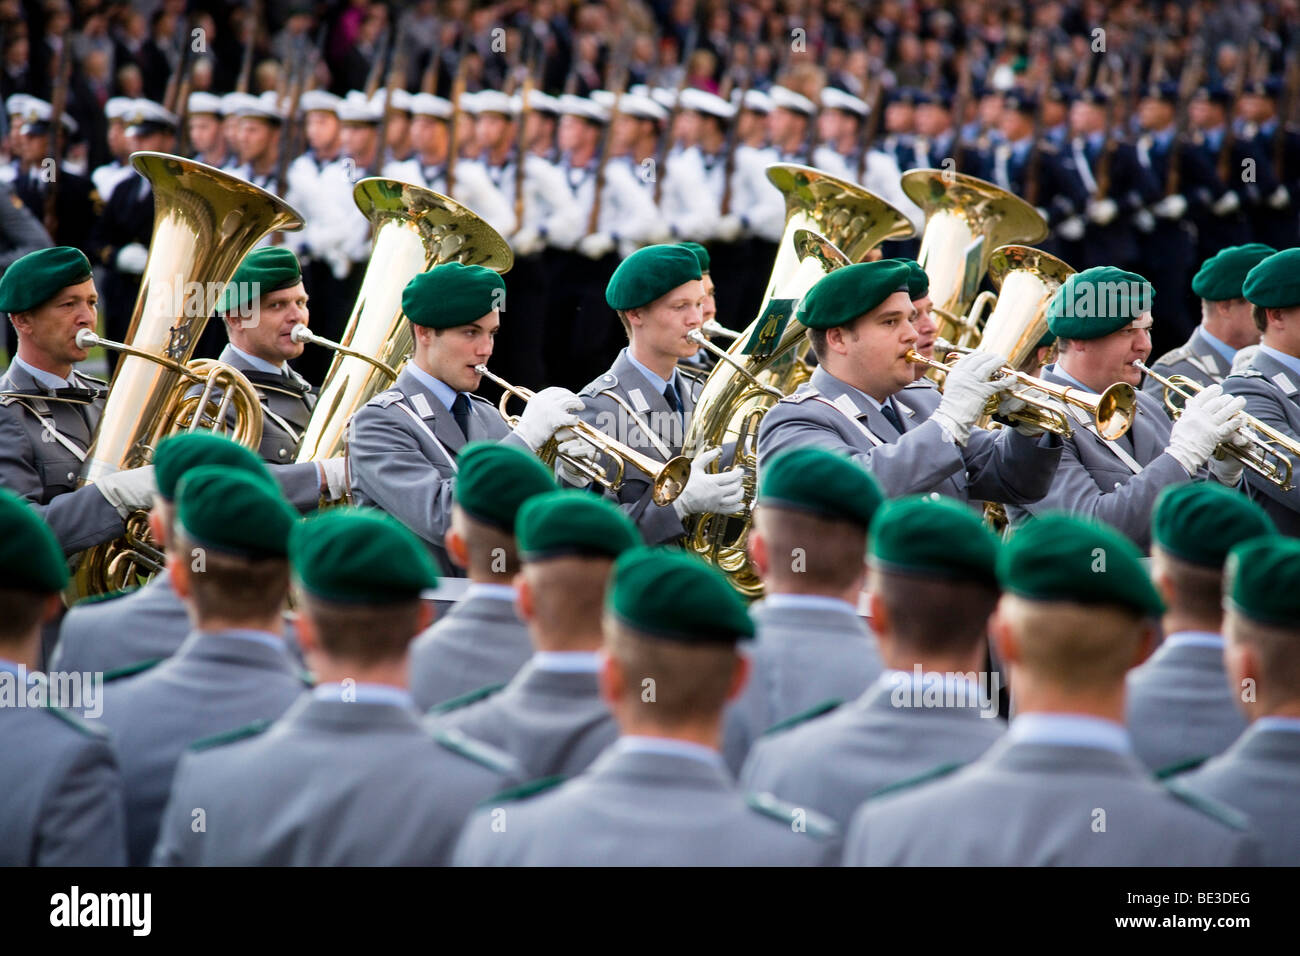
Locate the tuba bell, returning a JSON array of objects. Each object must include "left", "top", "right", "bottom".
[
  {"left": 72, "top": 152, "right": 304, "bottom": 598},
  {"left": 293, "top": 179, "right": 513, "bottom": 479},
  {"left": 681, "top": 163, "right": 915, "bottom": 598},
  {"left": 900, "top": 169, "right": 1049, "bottom": 354}
]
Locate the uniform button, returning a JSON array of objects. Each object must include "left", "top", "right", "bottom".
[
  {"left": 67, "top": 471, "right": 75, "bottom": 481},
  {"left": 1114, "top": 482, "right": 1122, "bottom": 489},
  {"left": 278, "top": 448, "right": 287, "bottom": 458},
  {"left": 928, "top": 492, "right": 941, "bottom": 501}
]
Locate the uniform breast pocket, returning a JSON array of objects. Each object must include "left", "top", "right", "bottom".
[{"left": 37, "top": 453, "right": 84, "bottom": 500}]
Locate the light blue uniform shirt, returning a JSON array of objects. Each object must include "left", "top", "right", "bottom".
[
  {"left": 12, "top": 355, "right": 71, "bottom": 389},
  {"left": 1197, "top": 327, "right": 1237, "bottom": 368},
  {"left": 1007, "top": 712, "right": 1132, "bottom": 754},
  {"left": 762, "top": 593, "right": 860, "bottom": 617},
  {"left": 532, "top": 651, "right": 601, "bottom": 673},
  {"left": 615, "top": 734, "right": 727, "bottom": 769},
  {"left": 1162, "top": 630, "right": 1224, "bottom": 649},
  {"left": 312, "top": 681, "right": 414, "bottom": 709},
  {"left": 406, "top": 362, "right": 467, "bottom": 415},
  {"left": 202, "top": 628, "right": 285, "bottom": 654},
  {"left": 228, "top": 344, "right": 286, "bottom": 376},
  {"left": 1259, "top": 345, "right": 1300, "bottom": 382}
]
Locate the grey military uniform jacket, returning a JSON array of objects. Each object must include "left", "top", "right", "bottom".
[
  {"left": 1142, "top": 327, "right": 1230, "bottom": 398},
  {"left": 0, "top": 674, "right": 127, "bottom": 866},
  {"left": 51, "top": 571, "right": 191, "bottom": 675},
  {"left": 757, "top": 368, "right": 1062, "bottom": 505},
  {"left": 152, "top": 695, "right": 522, "bottom": 866},
  {"left": 454, "top": 745, "right": 840, "bottom": 866},
  {"left": 1125, "top": 638, "right": 1246, "bottom": 773},
  {"left": 843, "top": 736, "right": 1260, "bottom": 865},
  {"left": 98, "top": 629, "right": 308, "bottom": 865},
  {"left": 1175, "top": 724, "right": 1300, "bottom": 866},
  {"left": 0, "top": 362, "right": 124, "bottom": 554},
  {"left": 349, "top": 366, "right": 526, "bottom": 571},
  {"left": 427, "top": 660, "right": 617, "bottom": 779},
  {"left": 215, "top": 345, "right": 323, "bottom": 512},
  {"left": 723, "top": 600, "right": 884, "bottom": 774},
  {"left": 1222, "top": 350, "right": 1300, "bottom": 536},
  {"left": 1006, "top": 365, "right": 1201, "bottom": 549},
  {"left": 409, "top": 592, "right": 532, "bottom": 713},
  {"left": 576, "top": 349, "right": 699, "bottom": 544},
  {"left": 741, "top": 676, "right": 1006, "bottom": 829}
]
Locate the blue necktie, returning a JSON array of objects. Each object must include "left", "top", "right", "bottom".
[
  {"left": 451, "top": 393, "right": 471, "bottom": 440},
  {"left": 880, "top": 400, "right": 904, "bottom": 435}
]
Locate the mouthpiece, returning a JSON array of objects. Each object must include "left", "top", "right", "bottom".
[
  {"left": 75, "top": 329, "right": 101, "bottom": 349},
  {"left": 290, "top": 324, "right": 315, "bottom": 344}
]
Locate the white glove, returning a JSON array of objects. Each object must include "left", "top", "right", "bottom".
[
  {"left": 1212, "top": 190, "right": 1241, "bottom": 216},
  {"left": 578, "top": 232, "right": 616, "bottom": 259},
  {"left": 1056, "top": 215, "right": 1085, "bottom": 241},
  {"left": 1133, "top": 208, "right": 1156, "bottom": 233},
  {"left": 327, "top": 251, "right": 351, "bottom": 281},
  {"left": 1231, "top": 345, "right": 1260, "bottom": 376},
  {"left": 319, "top": 457, "right": 348, "bottom": 501},
  {"left": 1268, "top": 184, "right": 1291, "bottom": 210},
  {"left": 714, "top": 214, "right": 744, "bottom": 242},
  {"left": 1166, "top": 384, "right": 1248, "bottom": 475},
  {"left": 1087, "top": 197, "right": 1119, "bottom": 225},
  {"left": 512, "top": 225, "right": 546, "bottom": 257},
  {"left": 646, "top": 222, "right": 673, "bottom": 245},
  {"left": 555, "top": 434, "right": 599, "bottom": 487},
  {"left": 1208, "top": 446, "right": 1246, "bottom": 486},
  {"left": 671, "top": 447, "right": 746, "bottom": 519},
  {"left": 931, "top": 351, "right": 1014, "bottom": 446},
  {"left": 514, "top": 386, "right": 583, "bottom": 452},
  {"left": 95, "top": 465, "right": 157, "bottom": 516},
  {"left": 1153, "top": 194, "right": 1188, "bottom": 219},
  {"left": 996, "top": 388, "right": 1049, "bottom": 437},
  {"left": 115, "top": 242, "right": 148, "bottom": 274}
]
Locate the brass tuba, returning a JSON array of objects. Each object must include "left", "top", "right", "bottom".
[
  {"left": 973, "top": 244, "right": 1075, "bottom": 374},
  {"left": 900, "top": 169, "right": 1048, "bottom": 353},
  {"left": 293, "top": 179, "right": 513, "bottom": 478},
  {"left": 72, "top": 152, "right": 304, "bottom": 598},
  {"left": 681, "top": 163, "right": 916, "bottom": 598}
]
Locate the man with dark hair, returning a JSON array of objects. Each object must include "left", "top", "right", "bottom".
[
  {"left": 428, "top": 490, "right": 641, "bottom": 778},
  {"left": 742, "top": 494, "right": 1006, "bottom": 828},
  {"left": 0, "top": 489, "right": 127, "bottom": 866},
  {"left": 843, "top": 514, "right": 1258, "bottom": 866},
  {"left": 152, "top": 508, "right": 522, "bottom": 865},
  {"left": 454, "top": 548, "right": 838, "bottom": 866},
  {"left": 1127, "top": 483, "right": 1274, "bottom": 773},
  {"left": 1222, "top": 248, "right": 1300, "bottom": 535},
  {"left": 408, "top": 442, "right": 557, "bottom": 712},
  {"left": 1173, "top": 536, "right": 1300, "bottom": 865},
  {"left": 98, "top": 466, "right": 310, "bottom": 865}
]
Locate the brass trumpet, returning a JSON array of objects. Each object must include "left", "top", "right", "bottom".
[
  {"left": 1133, "top": 360, "right": 1299, "bottom": 490},
  {"left": 907, "top": 339, "right": 1137, "bottom": 441},
  {"left": 473, "top": 365, "right": 692, "bottom": 506}
]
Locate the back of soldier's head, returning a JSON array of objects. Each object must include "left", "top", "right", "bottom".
[
  {"left": 0, "top": 489, "right": 67, "bottom": 647},
  {"left": 1222, "top": 537, "right": 1300, "bottom": 712},
  {"left": 450, "top": 442, "right": 556, "bottom": 579}
]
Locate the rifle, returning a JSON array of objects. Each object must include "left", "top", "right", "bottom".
[
  {"left": 445, "top": 28, "right": 471, "bottom": 197},
  {"left": 859, "top": 61, "right": 887, "bottom": 176},
  {"left": 420, "top": 18, "right": 445, "bottom": 95},
  {"left": 654, "top": 14, "right": 697, "bottom": 205},
  {"left": 236, "top": 0, "right": 261, "bottom": 94},
  {"left": 43, "top": 34, "right": 72, "bottom": 238},
  {"left": 1276, "top": 49, "right": 1300, "bottom": 183},
  {"left": 1093, "top": 62, "right": 1119, "bottom": 201},
  {"left": 721, "top": 66, "right": 751, "bottom": 214},
  {"left": 588, "top": 39, "right": 633, "bottom": 235},
  {"left": 1166, "top": 38, "right": 1206, "bottom": 196},
  {"left": 513, "top": 36, "right": 541, "bottom": 229},
  {"left": 947, "top": 47, "right": 973, "bottom": 172},
  {"left": 364, "top": 25, "right": 392, "bottom": 98},
  {"left": 164, "top": 11, "right": 198, "bottom": 150},
  {"left": 275, "top": 32, "right": 309, "bottom": 197},
  {"left": 369, "top": 42, "right": 402, "bottom": 177},
  {"left": 1023, "top": 47, "right": 1051, "bottom": 208},
  {"left": 1216, "top": 40, "right": 1256, "bottom": 184}
]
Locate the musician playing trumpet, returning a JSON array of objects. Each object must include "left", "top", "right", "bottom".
[
  {"left": 1006, "top": 267, "right": 1250, "bottom": 548},
  {"left": 757, "top": 258, "right": 1063, "bottom": 509},
  {"left": 348, "top": 262, "right": 594, "bottom": 574}
]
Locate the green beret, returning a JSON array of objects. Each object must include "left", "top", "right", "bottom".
[
  {"left": 291, "top": 508, "right": 439, "bottom": 602},
  {"left": 678, "top": 241, "right": 710, "bottom": 274},
  {"left": 1243, "top": 249, "right": 1300, "bottom": 309},
  {"left": 153, "top": 433, "right": 274, "bottom": 502},
  {"left": 219, "top": 247, "right": 302, "bottom": 314},
  {"left": 759, "top": 446, "right": 883, "bottom": 528},
  {"left": 0, "top": 246, "right": 93, "bottom": 314},
  {"left": 998, "top": 513, "right": 1163, "bottom": 617},
  {"left": 453, "top": 441, "right": 555, "bottom": 531},
  {"left": 1035, "top": 330, "right": 1057, "bottom": 350},
  {"left": 175, "top": 465, "right": 296, "bottom": 559},
  {"left": 797, "top": 260, "right": 912, "bottom": 331},
  {"left": 1152, "top": 483, "right": 1275, "bottom": 568},
  {"left": 890, "top": 258, "right": 929, "bottom": 299},
  {"left": 870, "top": 495, "right": 999, "bottom": 586},
  {"left": 516, "top": 490, "right": 641, "bottom": 561},
  {"left": 0, "top": 488, "right": 68, "bottom": 592},
  {"left": 1191, "top": 243, "right": 1276, "bottom": 302},
  {"left": 1225, "top": 536, "right": 1300, "bottom": 626},
  {"left": 403, "top": 262, "right": 505, "bottom": 329},
  {"left": 608, "top": 546, "right": 754, "bottom": 644},
  {"left": 1046, "top": 266, "right": 1154, "bottom": 340},
  {"left": 605, "top": 244, "right": 702, "bottom": 311}
]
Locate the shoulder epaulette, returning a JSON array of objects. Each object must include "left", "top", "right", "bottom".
[
  {"left": 367, "top": 388, "right": 404, "bottom": 408},
  {"left": 786, "top": 387, "right": 822, "bottom": 404},
  {"left": 1154, "top": 754, "right": 1209, "bottom": 780},
  {"left": 433, "top": 726, "right": 523, "bottom": 777},
  {"left": 102, "top": 657, "right": 165, "bottom": 682},
  {"left": 427, "top": 682, "right": 505, "bottom": 715},
  {"left": 187, "top": 718, "right": 273, "bottom": 753},
  {"left": 44, "top": 704, "right": 111, "bottom": 739},
  {"left": 1163, "top": 777, "right": 1250, "bottom": 831},
  {"left": 744, "top": 791, "right": 839, "bottom": 839},
  {"left": 579, "top": 372, "right": 618, "bottom": 399},
  {"left": 297, "top": 668, "right": 316, "bottom": 688},
  {"left": 1152, "top": 345, "right": 1192, "bottom": 367},
  {"left": 73, "top": 587, "right": 133, "bottom": 607},
  {"left": 477, "top": 774, "right": 567, "bottom": 807},
  {"left": 1226, "top": 367, "right": 1264, "bottom": 379},
  {"left": 761, "top": 698, "right": 843, "bottom": 737},
  {"left": 73, "top": 371, "right": 108, "bottom": 387},
  {"left": 866, "top": 761, "right": 966, "bottom": 801}
]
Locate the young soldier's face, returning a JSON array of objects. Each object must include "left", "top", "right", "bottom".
[
  {"left": 423, "top": 313, "right": 499, "bottom": 393},
  {"left": 188, "top": 114, "right": 221, "bottom": 153},
  {"left": 475, "top": 112, "right": 511, "bottom": 152},
  {"left": 305, "top": 112, "right": 340, "bottom": 152},
  {"left": 628, "top": 279, "right": 705, "bottom": 360},
  {"left": 833, "top": 291, "right": 919, "bottom": 400}
]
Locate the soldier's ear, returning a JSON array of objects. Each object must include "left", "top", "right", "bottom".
[
  {"left": 417, "top": 600, "right": 436, "bottom": 633},
  {"left": 514, "top": 572, "right": 535, "bottom": 624},
  {"left": 1132, "top": 620, "right": 1158, "bottom": 669},
  {"left": 41, "top": 593, "right": 62, "bottom": 624},
  {"left": 597, "top": 648, "right": 622, "bottom": 708},
  {"left": 295, "top": 608, "right": 319, "bottom": 655},
  {"left": 989, "top": 602, "right": 1019, "bottom": 668},
  {"left": 725, "top": 649, "right": 751, "bottom": 703},
  {"left": 867, "top": 590, "right": 890, "bottom": 639},
  {"left": 444, "top": 527, "right": 469, "bottom": 571},
  {"left": 167, "top": 551, "right": 190, "bottom": 601},
  {"left": 747, "top": 526, "right": 769, "bottom": 576}
]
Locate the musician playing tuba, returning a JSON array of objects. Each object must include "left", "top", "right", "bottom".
[
  {"left": 0, "top": 248, "right": 156, "bottom": 554},
  {"left": 757, "top": 258, "right": 1063, "bottom": 508},
  {"left": 347, "top": 262, "right": 595, "bottom": 575}
]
